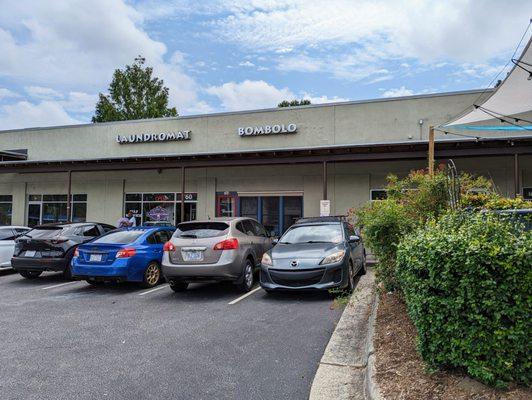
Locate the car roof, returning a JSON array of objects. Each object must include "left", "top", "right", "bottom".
[
  {"left": 294, "top": 216, "right": 347, "bottom": 225},
  {"left": 177, "top": 217, "right": 256, "bottom": 224},
  {"left": 121, "top": 226, "right": 174, "bottom": 231},
  {"left": 33, "top": 222, "right": 102, "bottom": 228}
]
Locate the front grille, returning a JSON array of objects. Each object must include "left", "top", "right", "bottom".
[{"left": 269, "top": 268, "right": 325, "bottom": 287}]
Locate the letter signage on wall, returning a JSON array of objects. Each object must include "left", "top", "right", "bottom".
[
  {"left": 238, "top": 123, "right": 297, "bottom": 137},
  {"left": 116, "top": 131, "right": 191, "bottom": 144}
]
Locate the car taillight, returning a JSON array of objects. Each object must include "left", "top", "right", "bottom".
[
  {"left": 213, "top": 238, "right": 239, "bottom": 250},
  {"left": 116, "top": 248, "right": 136, "bottom": 258},
  {"left": 163, "top": 242, "right": 176, "bottom": 252}
]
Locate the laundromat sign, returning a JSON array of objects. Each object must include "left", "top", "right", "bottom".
[
  {"left": 116, "top": 131, "right": 191, "bottom": 144},
  {"left": 238, "top": 123, "right": 297, "bottom": 137}
]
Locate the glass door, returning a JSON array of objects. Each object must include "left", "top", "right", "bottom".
[
  {"left": 27, "top": 203, "right": 41, "bottom": 227},
  {"left": 262, "top": 197, "right": 280, "bottom": 237}
]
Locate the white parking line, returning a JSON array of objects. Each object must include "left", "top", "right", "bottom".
[
  {"left": 138, "top": 284, "right": 169, "bottom": 296},
  {"left": 41, "top": 281, "right": 82, "bottom": 290},
  {"left": 228, "top": 286, "right": 262, "bottom": 305}
]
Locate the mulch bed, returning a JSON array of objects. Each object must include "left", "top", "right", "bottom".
[{"left": 373, "top": 292, "right": 531, "bottom": 400}]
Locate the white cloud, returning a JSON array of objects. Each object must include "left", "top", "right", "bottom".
[
  {"left": 0, "top": 101, "right": 81, "bottom": 130},
  {"left": 25, "top": 86, "right": 63, "bottom": 100},
  {"left": 381, "top": 86, "right": 415, "bottom": 98},
  {"left": 0, "top": 88, "right": 20, "bottom": 101},
  {"left": 207, "top": 0, "right": 532, "bottom": 64},
  {"left": 239, "top": 61, "right": 255, "bottom": 67},
  {"left": 302, "top": 94, "right": 350, "bottom": 104},
  {"left": 0, "top": 0, "right": 204, "bottom": 116},
  {"left": 206, "top": 80, "right": 294, "bottom": 111}
]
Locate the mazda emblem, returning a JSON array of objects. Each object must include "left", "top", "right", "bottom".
[{"left": 290, "top": 260, "right": 299, "bottom": 267}]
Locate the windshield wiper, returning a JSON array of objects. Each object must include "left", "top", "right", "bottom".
[
  {"left": 302, "top": 240, "right": 332, "bottom": 244},
  {"left": 278, "top": 241, "right": 292, "bottom": 244},
  {"left": 179, "top": 234, "right": 197, "bottom": 238}
]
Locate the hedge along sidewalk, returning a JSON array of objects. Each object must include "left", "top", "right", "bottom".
[{"left": 309, "top": 268, "right": 378, "bottom": 400}]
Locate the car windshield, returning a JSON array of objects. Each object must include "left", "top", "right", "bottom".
[
  {"left": 279, "top": 224, "right": 344, "bottom": 244},
  {"left": 174, "top": 222, "right": 229, "bottom": 238},
  {"left": 24, "top": 226, "right": 73, "bottom": 239},
  {"left": 92, "top": 230, "right": 144, "bottom": 244}
]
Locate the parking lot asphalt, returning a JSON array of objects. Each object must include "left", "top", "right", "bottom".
[{"left": 0, "top": 269, "right": 344, "bottom": 400}]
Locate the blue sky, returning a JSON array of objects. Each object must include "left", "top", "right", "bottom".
[{"left": 0, "top": 0, "right": 531, "bottom": 130}]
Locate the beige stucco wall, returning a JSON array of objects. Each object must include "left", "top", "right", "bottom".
[
  {"left": 0, "top": 155, "right": 529, "bottom": 227},
  {"left": 0, "top": 90, "right": 505, "bottom": 162}
]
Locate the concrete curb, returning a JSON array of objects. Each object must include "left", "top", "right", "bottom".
[
  {"left": 309, "top": 268, "right": 377, "bottom": 400},
  {"left": 364, "top": 293, "right": 383, "bottom": 400}
]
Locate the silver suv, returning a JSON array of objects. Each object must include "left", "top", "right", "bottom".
[{"left": 161, "top": 218, "right": 273, "bottom": 292}]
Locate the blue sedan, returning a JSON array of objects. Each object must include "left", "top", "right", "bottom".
[{"left": 72, "top": 226, "right": 175, "bottom": 288}]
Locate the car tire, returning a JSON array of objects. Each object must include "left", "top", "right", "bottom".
[
  {"left": 63, "top": 264, "right": 73, "bottom": 280},
  {"left": 19, "top": 270, "right": 42, "bottom": 279},
  {"left": 141, "top": 262, "right": 161, "bottom": 288},
  {"left": 169, "top": 281, "right": 189, "bottom": 292},
  {"left": 347, "top": 261, "right": 356, "bottom": 292},
  {"left": 236, "top": 259, "right": 254, "bottom": 293},
  {"left": 356, "top": 257, "right": 367, "bottom": 276}
]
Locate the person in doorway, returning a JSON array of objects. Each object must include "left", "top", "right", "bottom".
[{"left": 117, "top": 211, "right": 136, "bottom": 228}]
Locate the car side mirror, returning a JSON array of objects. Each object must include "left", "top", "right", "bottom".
[
  {"left": 349, "top": 235, "right": 361, "bottom": 243},
  {"left": 272, "top": 238, "right": 279, "bottom": 245}
]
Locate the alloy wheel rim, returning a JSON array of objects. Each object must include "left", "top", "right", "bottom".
[
  {"left": 146, "top": 264, "right": 160, "bottom": 285},
  {"left": 245, "top": 264, "right": 253, "bottom": 288}
]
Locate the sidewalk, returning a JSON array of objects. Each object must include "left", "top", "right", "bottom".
[{"left": 309, "top": 268, "right": 378, "bottom": 400}]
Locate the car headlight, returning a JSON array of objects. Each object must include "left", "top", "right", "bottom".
[
  {"left": 261, "top": 253, "right": 273, "bottom": 266},
  {"left": 320, "top": 250, "right": 346, "bottom": 265}
]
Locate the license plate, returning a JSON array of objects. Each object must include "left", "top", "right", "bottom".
[
  {"left": 25, "top": 250, "right": 36, "bottom": 258},
  {"left": 182, "top": 250, "right": 203, "bottom": 262},
  {"left": 89, "top": 254, "right": 103, "bottom": 262}
]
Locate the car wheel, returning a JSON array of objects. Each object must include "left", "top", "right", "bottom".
[
  {"left": 63, "top": 264, "right": 73, "bottom": 280},
  {"left": 236, "top": 259, "right": 254, "bottom": 293},
  {"left": 347, "top": 261, "right": 355, "bottom": 292},
  {"left": 141, "top": 262, "right": 161, "bottom": 288},
  {"left": 169, "top": 281, "right": 189, "bottom": 292},
  {"left": 356, "top": 257, "right": 367, "bottom": 276},
  {"left": 19, "top": 270, "right": 42, "bottom": 279}
]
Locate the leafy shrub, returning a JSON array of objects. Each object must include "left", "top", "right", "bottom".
[
  {"left": 355, "top": 200, "right": 414, "bottom": 291},
  {"left": 396, "top": 212, "right": 532, "bottom": 387},
  {"left": 462, "top": 194, "right": 532, "bottom": 210}
]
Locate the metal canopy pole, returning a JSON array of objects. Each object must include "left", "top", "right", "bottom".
[
  {"left": 181, "top": 166, "right": 186, "bottom": 222},
  {"left": 514, "top": 154, "right": 520, "bottom": 198},
  {"left": 322, "top": 161, "right": 328, "bottom": 200},
  {"left": 66, "top": 170, "right": 72, "bottom": 222},
  {"left": 428, "top": 126, "right": 435, "bottom": 176}
]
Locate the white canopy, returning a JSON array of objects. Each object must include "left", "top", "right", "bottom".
[{"left": 444, "top": 37, "right": 532, "bottom": 126}]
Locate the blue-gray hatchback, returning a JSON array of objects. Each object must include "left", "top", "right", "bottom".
[{"left": 260, "top": 216, "right": 366, "bottom": 292}]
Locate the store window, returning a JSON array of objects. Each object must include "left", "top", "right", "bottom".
[
  {"left": 0, "top": 195, "right": 13, "bottom": 226},
  {"left": 216, "top": 193, "right": 303, "bottom": 236},
  {"left": 27, "top": 194, "right": 87, "bottom": 227},
  {"left": 523, "top": 187, "right": 532, "bottom": 200},
  {"left": 370, "top": 189, "right": 388, "bottom": 201},
  {"left": 124, "top": 192, "right": 197, "bottom": 226}
]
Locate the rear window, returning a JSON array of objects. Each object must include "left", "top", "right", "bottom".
[
  {"left": 174, "top": 222, "right": 229, "bottom": 238},
  {"left": 25, "top": 227, "right": 72, "bottom": 239},
  {"left": 93, "top": 230, "right": 144, "bottom": 244}
]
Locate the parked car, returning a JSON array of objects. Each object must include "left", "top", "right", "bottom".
[
  {"left": 71, "top": 226, "right": 175, "bottom": 288},
  {"left": 259, "top": 216, "right": 366, "bottom": 292},
  {"left": 495, "top": 208, "right": 532, "bottom": 231},
  {"left": 143, "top": 221, "right": 174, "bottom": 227},
  {"left": 161, "top": 218, "right": 273, "bottom": 293},
  {"left": 12, "top": 222, "right": 116, "bottom": 279},
  {"left": 0, "top": 226, "right": 31, "bottom": 269}
]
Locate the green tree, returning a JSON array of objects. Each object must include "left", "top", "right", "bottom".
[
  {"left": 92, "top": 56, "right": 177, "bottom": 123},
  {"left": 277, "top": 99, "right": 311, "bottom": 108}
]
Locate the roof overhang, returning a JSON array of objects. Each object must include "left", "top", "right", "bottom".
[{"left": 0, "top": 137, "right": 531, "bottom": 174}]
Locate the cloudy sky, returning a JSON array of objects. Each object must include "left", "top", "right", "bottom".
[{"left": 0, "top": 0, "right": 531, "bottom": 130}]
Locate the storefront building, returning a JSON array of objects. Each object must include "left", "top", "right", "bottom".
[{"left": 0, "top": 89, "right": 531, "bottom": 235}]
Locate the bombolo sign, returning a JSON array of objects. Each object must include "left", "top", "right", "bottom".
[{"left": 238, "top": 123, "right": 297, "bottom": 137}]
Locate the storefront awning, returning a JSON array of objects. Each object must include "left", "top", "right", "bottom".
[
  {"left": 0, "top": 137, "right": 531, "bottom": 174},
  {"left": 444, "top": 36, "right": 532, "bottom": 126}
]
